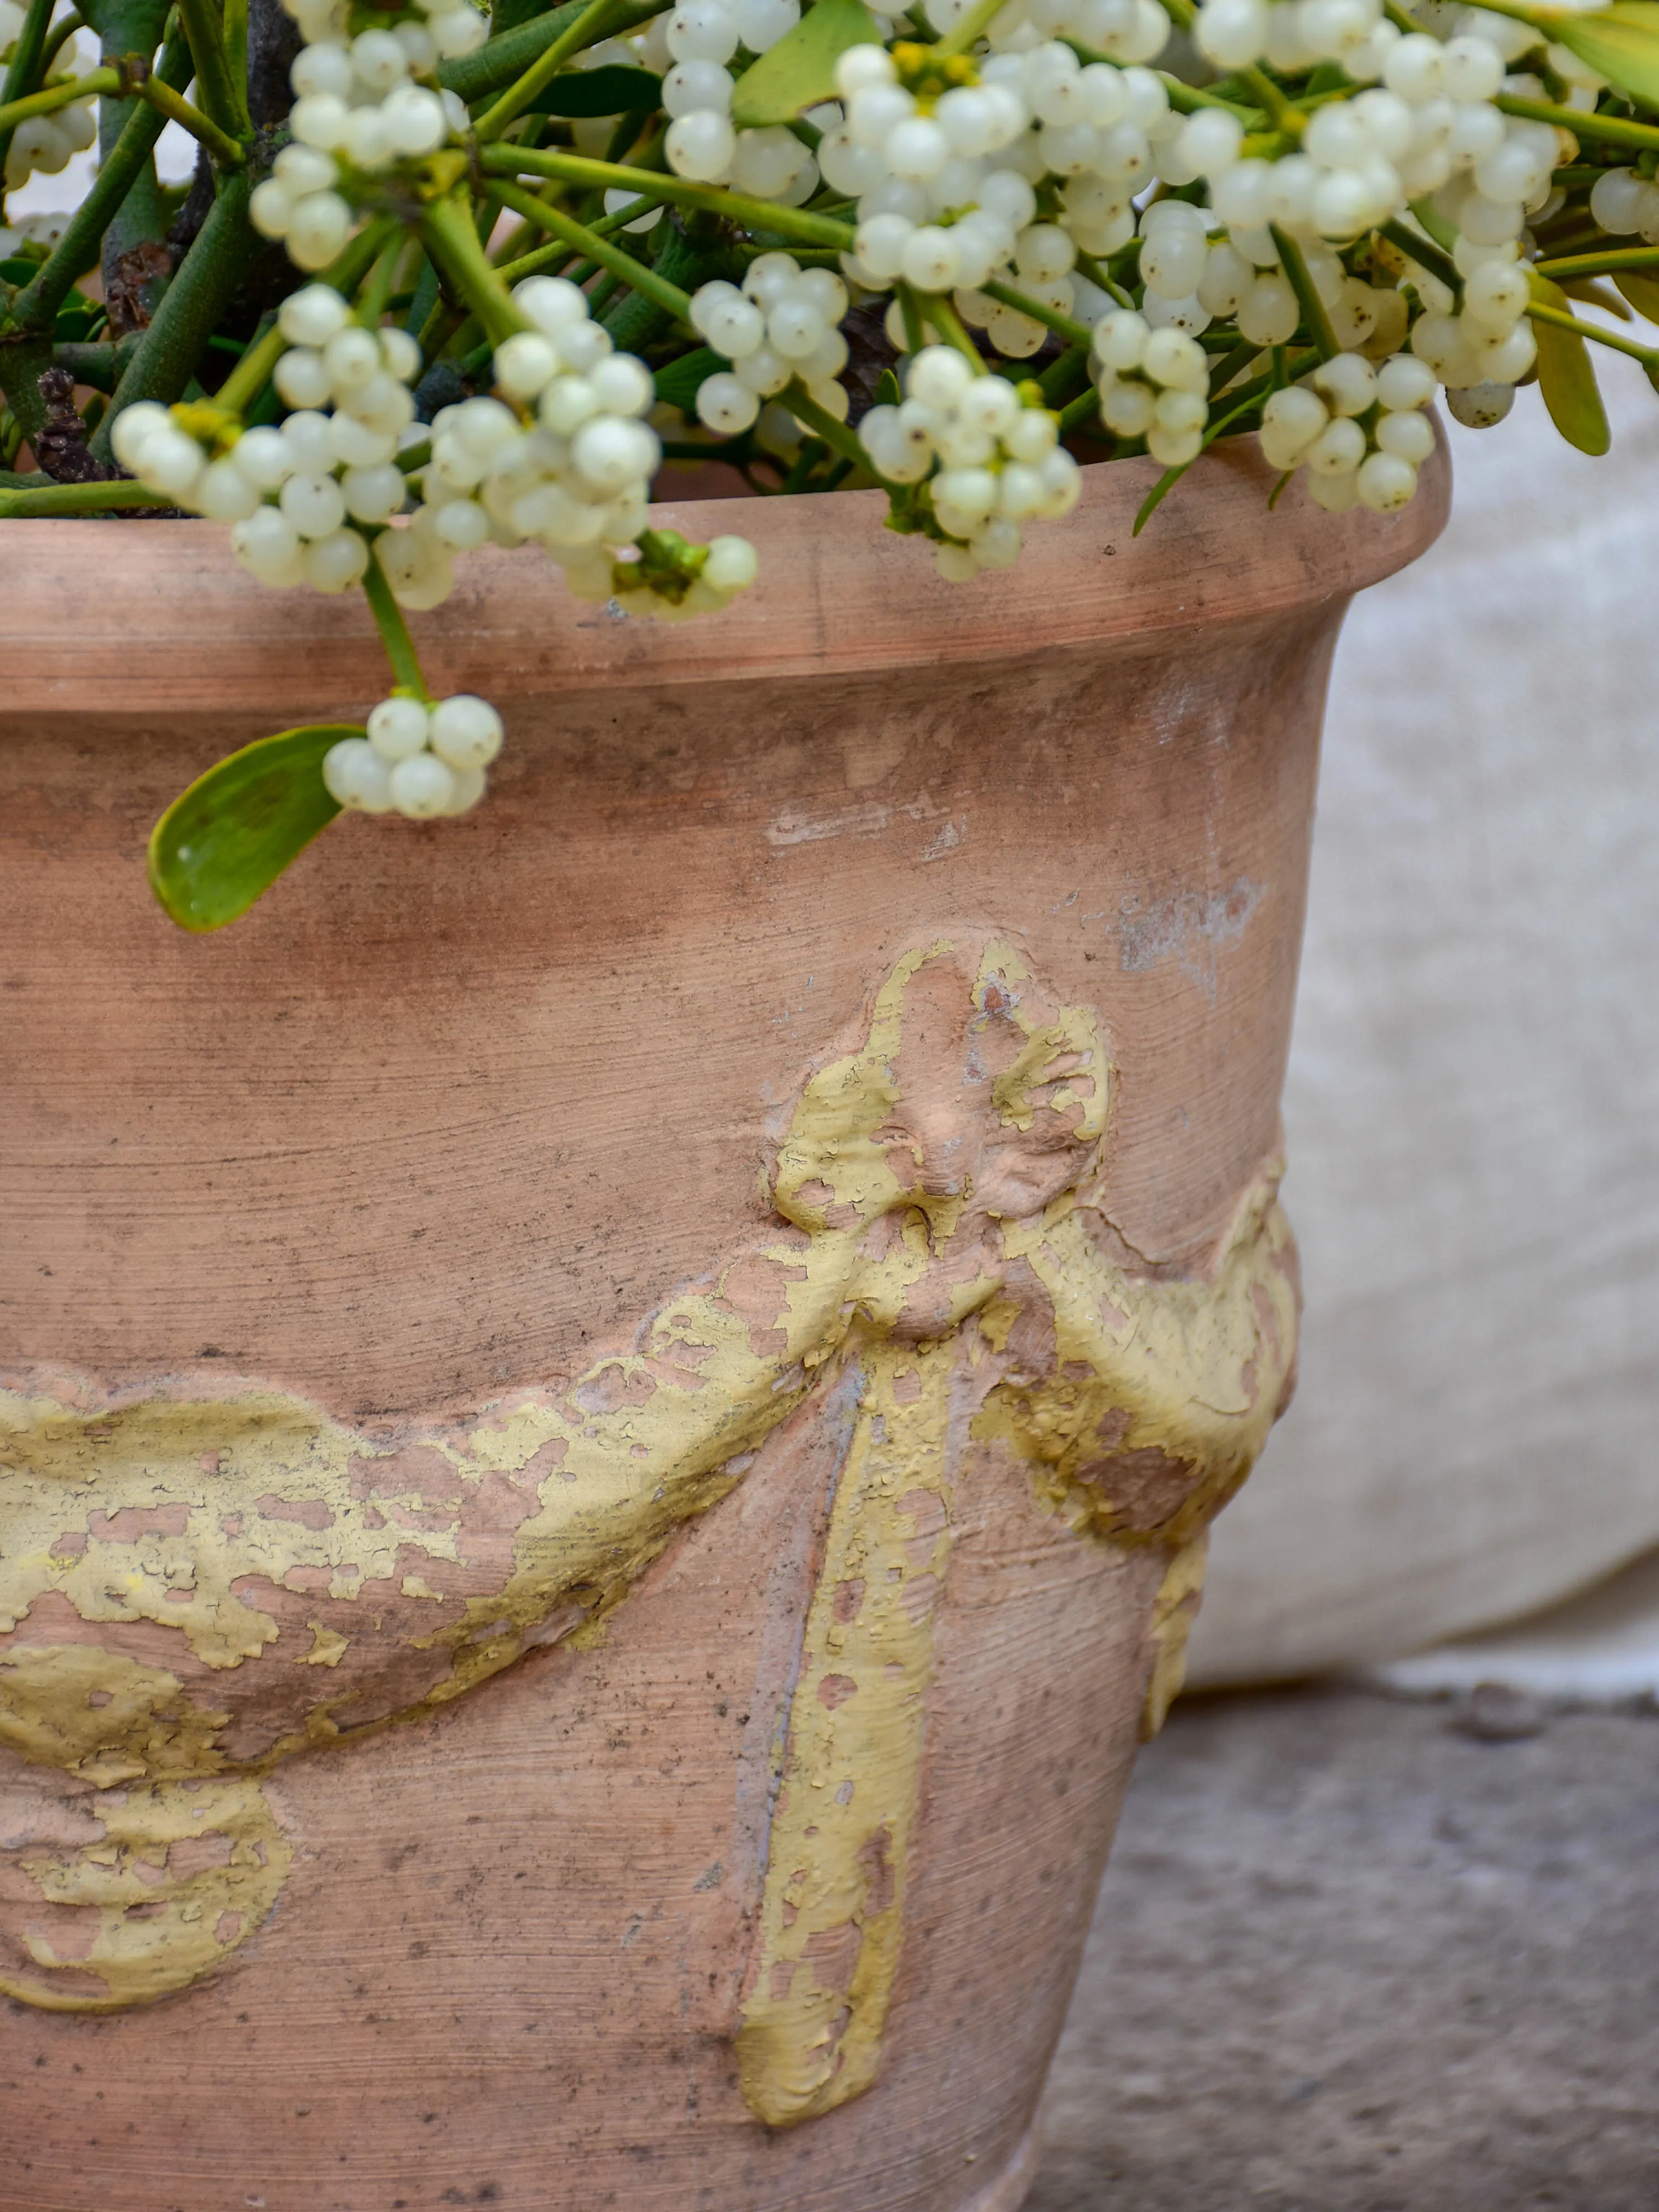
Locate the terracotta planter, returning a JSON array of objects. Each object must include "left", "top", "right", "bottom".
[{"left": 0, "top": 439, "right": 1446, "bottom": 2212}]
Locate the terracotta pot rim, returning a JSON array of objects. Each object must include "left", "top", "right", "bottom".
[{"left": 0, "top": 432, "right": 1449, "bottom": 719}]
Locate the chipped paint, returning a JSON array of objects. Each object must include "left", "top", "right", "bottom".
[
  {"left": 1138, "top": 1537, "right": 1209, "bottom": 1741},
  {"left": 0, "top": 1762, "right": 289, "bottom": 2013},
  {"left": 734, "top": 953, "right": 1297, "bottom": 2127},
  {"left": 0, "top": 934, "right": 1297, "bottom": 2063},
  {"left": 983, "top": 1167, "right": 1300, "bottom": 1559}
]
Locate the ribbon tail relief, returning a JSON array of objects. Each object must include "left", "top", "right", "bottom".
[{"left": 735, "top": 1332, "right": 958, "bottom": 2128}]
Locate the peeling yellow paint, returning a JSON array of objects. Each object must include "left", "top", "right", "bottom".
[
  {"left": 0, "top": 935, "right": 1296, "bottom": 2053},
  {"left": 734, "top": 951, "right": 1296, "bottom": 2127},
  {"left": 300, "top": 1623, "right": 349, "bottom": 1668},
  {"left": 736, "top": 1334, "right": 956, "bottom": 2126},
  {"left": 1139, "top": 1537, "right": 1209, "bottom": 1741},
  {"left": 984, "top": 1169, "right": 1300, "bottom": 1557},
  {"left": 0, "top": 1761, "right": 290, "bottom": 2013},
  {"left": 0, "top": 1645, "right": 231, "bottom": 1786}
]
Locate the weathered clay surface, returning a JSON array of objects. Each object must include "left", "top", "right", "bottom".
[{"left": 0, "top": 440, "right": 1446, "bottom": 2211}]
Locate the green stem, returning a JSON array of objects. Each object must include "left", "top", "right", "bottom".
[
  {"left": 90, "top": 165, "right": 254, "bottom": 460},
  {"left": 1536, "top": 243, "right": 1659, "bottom": 279},
  {"left": 210, "top": 215, "right": 398, "bottom": 419},
  {"left": 499, "top": 237, "right": 591, "bottom": 284},
  {"left": 362, "top": 555, "right": 431, "bottom": 698},
  {"left": 980, "top": 276, "right": 1093, "bottom": 349},
  {"left": 135, "top": 70, "right": 245, "bottom": 165},
  {"left": 1526, "top": 295, "right": 1659, "bottom": 364},
  {"left": 779, "top": 432, "right": 825, "bottom": 493},
  {"left": 1238, "top": 67, "right": 1300, "bottom": 132},
  {"left": 175, "top": 0, "right": 249, "bottom": 139},
  {"left": 479, "top": 143, "right": 857, "bottom": 252},
  {"left": 40, "top": 10, "right": 85, "bottom": 70},
  {"left": 779, "top": 380, "right": 884, "bottom": 481},
  {"left": 486, "top": 178, "right": 696, "bottom": 324},
  {"left": 1058, "top": 382, "right": 1104, "bottom": 436},
  {"left": 1074, "top": 246, "right": 1133, "bottom": 309},
  {"left": 1269, "top": 224, "right": 1339, "bottom": 359},
  {"left": 495, "top": 183, "right": 671, "bottom": 283},
  {"left": 933, "top": 0, "right": 1012, "bottom": 57},
  {"left": 0, "top": 61, "right": 118, "bottom": 133},
  {"left": 1156, "top": 71, "right": 1258, "bottom": 121},
  {"left": 217, "top": 317, "right": 286, "bottom": 411},
  {"left": 354, "top": 229, "right": 406, "bottom": 327},
  {"left": 225, "top": 0, "right": 246, "bottom": 93},
  {"left": 896, "top": 283, "right": 924, "bottom": 353},
  {"left": 51, "top": 333, "right": 142, "bottom": 387},
  {"left": 1379, "top": 215, "right": 1462, "bottom": 300},
  {"left": 583, "top": 266, "right": 621, "bottom": 316},
  {"left": 1497, "top": 90, "right": 1659, "bottom": 151},
  {"left": 0, "top": 475, "right": 175, "bottom": 515},
  {"left": 419, "top": 191, "right": 532, "bottom": 346},
  {"left": 474, "top": 0, "right": 619, "bottom": 139},
  {"left": 439, "top": 0, "right": 667, "bottom": 106},
  {"left": 1037, "top": 339, "right": 1090, "bottom": 405},
  {"left": 1206, "top": 336, "right": 1264, "bottom": 397},
  {"left": 139, "top": 75, "right": 236, "bottom": 164},
  {"left": 908, "top": 285, "right": 985, "bottom": 367},
  {"left": 8, "top": 40, "right": 187, "bottom": 330}
]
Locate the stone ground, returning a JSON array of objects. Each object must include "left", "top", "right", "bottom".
[{"left": 1026, "top": 1687, "right": 1659, "bottom": 2212}]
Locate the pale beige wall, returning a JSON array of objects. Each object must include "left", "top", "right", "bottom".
[{"left": 1192, "top": 355, "right": 1659, "bottom": 1686}]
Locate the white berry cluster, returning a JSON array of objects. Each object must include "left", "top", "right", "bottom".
[
  {"left": 688, "top": 254, "right": 851, "bottom": 433},
  {"left": 108, "top": 283, "right": 420, "bottom": 593},
  {"left": 1405, "top": 248, "right": 1534, "bottom": 397},
  {"left": 324, "top": 692, "right": 502, "bottom": 819},
  {"left": 1185, "top": 11, "right": 1561, "bottom": 254},
  {"left": 391, "top": 274, "right": 759, "bottom": 619},
  {"left": 990, "top": 0, "right": 1172, "bottom": 66},
  {"left": 1258, "top": 347, "right": 1438, "bottom": 512},
  {"left": 1588, "top": 165, "right": 1659, "bottom": 247},
  {"left": 836, "top": 38, "right": 1183, "bottom": 349},
  {"left": 1092, "top": 311, "right": 1212, "bottom": 466},
  {"left": 1, "top": 1, "right": 95, "bottom": 191},
  {"left": 248, "top": 0, "right": 478, "bottom": 269},
  {"left": 1196, "top": 0, "right": 1399, "bottom": 80},
  {"left": 1133, "top": 196, "right": 1279, "bottom": 343},
  {"left": 658, "top": 0, "right": 823, "bottom": 191},
  {"left": 858, "top": 342, "right": 1081, "bottom": 577},
  {"left": 405, "top": 274, "right": 658, "bottom": 589}
]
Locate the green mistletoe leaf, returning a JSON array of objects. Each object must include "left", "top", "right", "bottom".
[
  {"left": 1615, "top": 267, "right": 1659, "bottom": 323},
  {"left": 148, "top": 724, "right": 357, "bottom": 932},
  {"left": 528, "top": 62, "right": 662, "bottom": 115},
  {"left": 731, "top": 0, "right": 881, "bottom": 128},
  {"left": 1530, "top": 273, "right": 1611, "bottom": 456},
  {"left": 1536, "top": 1, "right": 1659, "bottom": 108}
]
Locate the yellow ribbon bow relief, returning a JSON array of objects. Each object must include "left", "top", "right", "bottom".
[{"left": 0, "top": 935, "right": 1297, "bottom": 2132}]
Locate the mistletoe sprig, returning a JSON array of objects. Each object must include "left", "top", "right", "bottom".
[{"left": 4, "top": 0, "right": 1659, "bottom": 924}]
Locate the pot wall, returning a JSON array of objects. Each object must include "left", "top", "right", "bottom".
[{"left": 0, "top": 443, "right": 1446, "bottom": 2212}]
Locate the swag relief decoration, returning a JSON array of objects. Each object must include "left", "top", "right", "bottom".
[{"left": 0, "top": 935, "right": 1297, "bottom": 2125}]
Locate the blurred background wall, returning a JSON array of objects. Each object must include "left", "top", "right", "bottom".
[{"left": 1191, "top": 357, "right": 1659, "bottom": 1689}]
